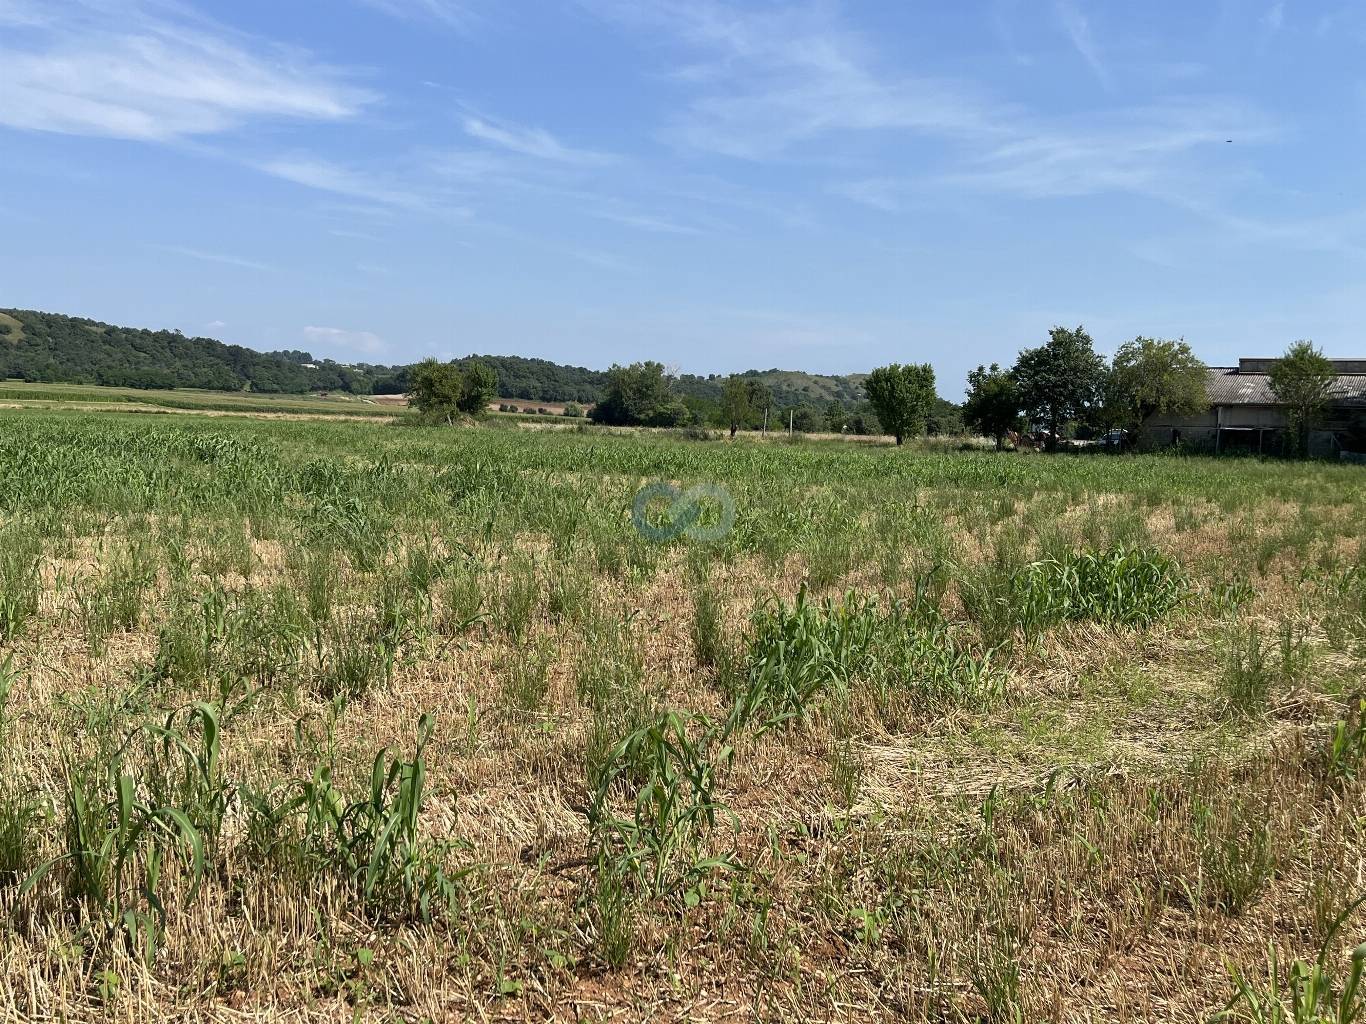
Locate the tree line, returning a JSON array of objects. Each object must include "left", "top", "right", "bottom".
[
  {"left": 5, "top": 308, "right": 1343, "bottom": 453},
  {"left": 959, "top": 329, "right": 1338, "bottom": 454},
  {"left": 570, "top": 329, "right": 1342, "bottom": 457},
  {"left": 0, "top": 309, "right": 883, "bottom": 413}
]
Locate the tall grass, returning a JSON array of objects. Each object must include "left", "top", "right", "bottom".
[
  {"left": 0, "top": 526, "right": 42, "bottom": 642},
  {"left": 0, "top": 408, "right": 1362, "bottom": 1018},
  {"left": 964, "top": 546, "right": 1186, "bottom": 645}
]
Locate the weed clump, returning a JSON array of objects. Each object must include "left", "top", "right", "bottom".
[{"left": 964, "top": 545, "right": 1186, "bottom": 645}]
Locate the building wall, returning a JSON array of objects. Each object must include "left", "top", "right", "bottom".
[
  {"left": 1140, "top": 410, "right": 1217, "bottom": 450},
  {"left": 1142, "top": 404, "right": 1363, "bottom": 456}
]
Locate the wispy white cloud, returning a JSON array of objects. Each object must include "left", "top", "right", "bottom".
[
  {"left": 559, "top": 246, "right": 637, "bottom": 272},
  {"left": 329, "top": 228, "right": 382, "bottom": 241},
  {"left": 257, "top": 156, "right": 473, "bottom": 217},
  {"left": 827, "top": 178, "right": 909, "bottom": 213},
  {"left": 0, "top": 2, "right": 371, "bottom": 141},
  {"left": 1255, "top": 2, "right": 1286, "bottom": 53},
  {"left": 584, "top": 0, "right": 1008, "bottom": 159},
  {"left": 943, "top": 99, "right": 1275, "bottom": 198},
  {"left": 0, "top": 0, "right": 51, "bottom": 28},
  {"left": 1053, "top": 0, "right": 1111, "bottom": 90},
  {"left": 148, "top": 244, "right": 274, "bottom": 272},
  {"left": 355, "top": 0, "right": 479, "bottom": 31},
  {"left": 203, "top": 319, "right": 227, "bottom": 330},
  {"left": 1163, "top": 195, "right": 1366, "bottom": 259},
  {"left": 590, "top": 209, "right": 703, "bottom": 235},
  {"left": 462, "top": 114, "right": 616, "bottom": 165},
  {"left": 303, "top": 325, "right": 388, "bottom": 355}
]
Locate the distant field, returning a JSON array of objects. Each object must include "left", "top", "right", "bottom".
[
  {"left": 0, "top": 407, "right": 1362, "bottom": 1021},
  {"left": 0, "top": 379, "right": 398, "bottom": 417},
  {"left": 0, "top": 381, "right": 589, "bottom": 422}
]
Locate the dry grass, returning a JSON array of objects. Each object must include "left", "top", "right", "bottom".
[{"left": 0, "top": 409, "right": 1362, "bottom": 1021}]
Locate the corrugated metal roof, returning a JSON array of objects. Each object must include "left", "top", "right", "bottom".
[
  {"left": 1206, "top": 368, "right": 1366, "bottom": 406},
  {"left": 1238, "top": 357, "right": 1366, "bottom": 374}
]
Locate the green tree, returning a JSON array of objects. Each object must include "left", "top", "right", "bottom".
[
  {"left": 1012, "top": 326, "right": 1107, "bottom": 450},
  {"left": 864, "top": 363, "right": 936, "bottom": 445},
  {"left": 790, "top": 405, "right": 821, "bottom": 433},
  {"left": 1104, "top": 338, "right": 1208, "bottom": 432},
  {"left": 408, "top": 359, "right": 465, "bottom": 421},
  {"left": 457, "top": 359, "right": 497, "bottom": 415},
  {"left": 589, "top": 361, "right": 688, "bottom": 427},
  {"left": 825, "top": 400, "right": 848, "bottom": 433},
  {"left": 962, "top": 363, "right": 1022, "bottom": 450},
  {"left": 1269, "top": 340, "right": 1336, "bottom": 456},
  {"left": 715, "top": 379, "right": 770, "bottom": 439},
  {"left": 719, "top": 375, "right": 753, "bottom": 437},
  {"left": 562, "top": 402, "right": 584, "bottom": 418},
  {"left": 926, "top": 397, "right": 964, "bottom": 436}
]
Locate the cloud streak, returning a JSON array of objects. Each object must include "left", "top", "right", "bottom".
[
  {"left": 148, "top": 244, "right": 275, "bottom": 272},
  {"left": 1053, "top": 0, "right": 1111, "bottom": 90},
  {"left": 256, "top": 156, "right": 476, "bottom": 222},
  {"left": 0, "top": 2, "right": 371, "bottom": 141},
  {"left": 462, "top": 115, "right": 616, "bottom": 165},
  {"left": 355, "top": 0, "right": 479, "bottom": 31},
  {"left": 585, "top": 0, "right": 1009, "bottom": 159},
  {"left": 941, "top": 99, "right": 1276, "bottom": 198}
]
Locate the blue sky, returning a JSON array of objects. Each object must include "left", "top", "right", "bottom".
[{"left": 2, "top": 0, "right": 1363, "bottom": 393}]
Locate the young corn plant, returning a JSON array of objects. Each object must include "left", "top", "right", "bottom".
[
  {"left": 1216, "top": 895, "right": 1366, "bottom": 1023},
  {"left": 135, "top": 702, "right": 235, "bottom": 854},
  {"left": 965, "top": 546, "right": 1186, "bottom": 645},
  {"left": 242, "top": 713, "right": 466, "bottom": 921},
  {"left": 730, "top": 587, "right": 997, "bottom": 734},
  {"left": 728, "top": 588, "right": 878, "bottom": 735},
  {"left": 587, "top": 710, "right": 737, "bottom": 902},
  {"left": 1315, "top": 698, "right": 1366, "bottom": 793},
  {"left": 23, "top": 751, "right": 207, "bottom": 964}
]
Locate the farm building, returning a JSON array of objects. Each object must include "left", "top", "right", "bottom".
[{"left": 1142, "top": 357, "right": 1366, "bottom": 457}]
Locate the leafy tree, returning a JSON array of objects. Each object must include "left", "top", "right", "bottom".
[
  {"left": 589, "top": 361, "right": 687, "bottom": 427},
  {"left": 719, "top": 375, "right": 752, "bottom": 437},
  {"left": 408, "top": 359, "right": 466, "bottom": 421},
  {"left": 825, "top": 400, "right": 848, "bottom": 432},
  {"left": 926, "top": 397, "right": 964, "bottom": 436},
  {"left": 1104, "top": 338, "right": 1208, "bottom": 432},
  {"left": 717, "top": 376, "right": 772, "bottom": 436},
  {"left": 846, "top": 402, "right": 882, "bottom": 436},
  {"left": 1269, "top": 340, "right": 1336, "bottom": 456},
  {"left": 864, "top": 363, "right": 936, "bottom": 445},
  {"left": 962, "top": 363, "right": 1022, "bottom": 450},
  {"left": 457, "top": 359, "right": 497, "bottom": 415},
  {"left": 1012, "top": 326, "right": 1107, "bottom": 450},
  {"left": 562, "top": 402, "right": 584, "bottom": 418},
  {"left": 790, "top": 405, "right": 821, "bottom": 433}
]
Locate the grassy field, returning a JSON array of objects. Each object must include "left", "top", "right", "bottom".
[
  {"left": 0, "top": 407, "right": 1363, "bottom": 1021},
  {"left": 0, "top": 379, "right": 398, "bottom": 417}
]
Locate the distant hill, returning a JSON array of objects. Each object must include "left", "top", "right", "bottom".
[
  {"left": 0, "top": 308, "right": 366, "bottom": 393},
  {"left": 673, "top": 368, "right": 867, "bottom": 408},
  {"left": 0, "top": 308, "right": 920, "bottom": 416}
]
